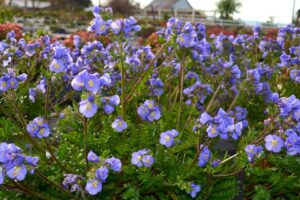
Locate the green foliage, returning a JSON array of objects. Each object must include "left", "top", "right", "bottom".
[{"left": 217, "top": 0, "right": 242, "bottom": 19}]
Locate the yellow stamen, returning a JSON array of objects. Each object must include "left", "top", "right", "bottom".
[
  {"left": 271, "top": 139, "right": 278, "bottom": 147},
  {"left": 13, "top": 166, "right": 20, "bottom": 177},
  {"left": 86, "top": 103, "right": 92, "bottom": 111},
  {"left": 88, "top": 80, "right": 94, "bottom": 87},
  {"left": 92, "top": 180, "right": 98, "bottom": 188}
]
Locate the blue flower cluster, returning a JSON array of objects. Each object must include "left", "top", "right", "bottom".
[
  {"left": 131, "top": 149, "right": 154, "bottom": 168},
  {"left": 199, "top": 108, "right": 247, "bottom": 140},
  {"left": 26, "top": 117, "right": 50, "bottom": 139},
  {"left": 137, "top": 100, "right": 161, "bottom": 122},
  {"left": 63, "top": 174, "right": 83, "bottom": 193},
  {"left": 146, "top": 74, "right": 164, "bottom": 97},
  {"left": 0, "top": 143, "right": 39, "bottom": 184},
  {"left": 0, "top": 71, "right": 27, "bottom": 92},
  {"left": 88, "top": 8, "right": 140, "bottom": 37},
  {"left": 85, "top": 151, "right": 121, "bottom": 195}
]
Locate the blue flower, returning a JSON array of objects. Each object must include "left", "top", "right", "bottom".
[
  {"left": 84, "top": 73, "right": 100, "bottom": 93},
  {"left": 231, "top": 122, "right": 244, "bottom": 140},
  {"left": 102, "top": 95, "right": 120, "bottom": 114},
  {"left": 244, "top": 144, "right": 263, "bottom": 162},
  {"left": 284, "top": 129, "right": 300, "bottom": 155},
  {"left": 198, "top": 146, "right": 211, "bottom": 167},
  {"left": 189, "top": 183, "right": 201, "bottom": 198},
  {"left": 110, "top": 19, "right": 122, "bottom": 34},
  {"left": 88, "top": 16, "right": 108, "bottom": 35},
  {"left": 199, "top": 112, "right": 212, "bottom": 124},
  {"left": 211, "top": 159, "right": 221, "bottom": 168},
  {"left": 49, "top": 46, "right": 72, "bottom": 73},
  {"left": 85, "top": 178, "right": 102, "bottom": 195},
  {"left": 265, "top": 134, "right": 284, "bottom": 153},
  {"left": 0, "top": 77, "right": 9, "bottom": 91},
  {"left": 71, "top": 70, "right": 88, "bottom": 91},
  {"left": 6, "top": 164, "right": 27, "bottom": 181},
  {"left": 87, "top": 151, "right": 99, "bottom": 163},
  {"left": 63, "top": 174, "right": 83, "bottom": 192},
  {"left": 105, "top": 157, "right": 122, "bottom": 172},
  {"left": 79, "top": 95, "right": 98, "bottom": 118},
  {"left": 112, "top": 117, "right": 128, "bottom": 132},
  {"left": 96, "top": 166, "right": 109, "bottom": 182},
  {"left": 160, "top": 129, "right": 179, "bottom": 148},
  {"left": 207, "top": 124, "right": 219, "bottom": 138},
  {"left": 0, "top": 166, "right": 4, "bottom": 184},
  {"left": 141, "top": 155, "right": 154, "bottom": 168}
]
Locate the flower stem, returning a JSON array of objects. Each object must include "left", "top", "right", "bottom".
[
  {"left": 44, "top": 80, "right": 51, "bottom": 121},
  {"left": 9, "top": 92, "right": 44, "bottom": 152},
  {"left": 119, "top": 41, "right": 126, "bottom": 119},
  {"left": 125, "top": 41, "right": 168, "bottom": 103},
  {"left": 186, "top": 139, "right": 210, "bottom": 172},
  {"left": 220, "top": 153, "right": 239, "bottom": 165},
  {"left": 211, "top": 168, "right": 243, "bottom": 177},
  {"left": 35, "top": 169, "right": 78, "bottom": 200},
  {"left": 176, "top": 58, "right": 186, "bottom": 130},
  {"left": 13, "top": 182, "right": 54, "bottom": 200},
  {"left": 44, "top": 138, "right": 70, "bottom": 173},
  {"left": 206, "top": 84, "right": 222, "bottom": 112},
  {"left": 227, "top": 92, "right": 239, "bottom": 112},
  {"left": 83, "top": 117, "right": 89, "bottom": 174}
]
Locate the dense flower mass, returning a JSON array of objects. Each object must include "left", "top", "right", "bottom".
[
  {"left": 199, "top": 108, "right": 247, "bottom": 140},
  {"left": 26, "top": 117, "right": 50, "bottom": 139},
  {"left": 0, "top": 71, "right": 27, "bottom": 92},
  {"left": 0, "top": 4, "right": 300, "bottom": 199},
  {"left": 0, "top": 143, "right": 39, "bottom": 184}
]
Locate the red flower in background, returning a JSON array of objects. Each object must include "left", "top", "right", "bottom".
[{"left": 0, "top": 23, "right": 22, "bottom": 40}]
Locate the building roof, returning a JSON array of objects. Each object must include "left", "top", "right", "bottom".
[
  {"left": 5, "top": 0, "right": 50, "bottom": 8},
  {"left": 145, "top": 0, "right": 193, "bottom": 10}
]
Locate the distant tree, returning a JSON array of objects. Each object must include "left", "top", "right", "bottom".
[
  {"left": 217, "top": 0, "right": 241, "bottom": 19},
  {"left": 108, "top": 0, "right": 139, "bottom": 16},
  {"left": 50, "top": 0, "right": 91, "bottom": 9},
  {"left": 73, "top": 0, "right": 91, "bottom": 8}
]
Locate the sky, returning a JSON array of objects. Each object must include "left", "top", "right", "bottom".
[{"left": 92, "top": 0, "right": 300, "bottom": 24}]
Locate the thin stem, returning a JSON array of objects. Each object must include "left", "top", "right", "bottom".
[
  {"left": 35, "top": 169, "right": 77, "bottom": 200},
  {"left": 186, "top": 139, "right": 210, "bottom": 172},
  {"left": 171, "top": 86, "right": 179, "bottom": 110},
  {"left": 0, "top": 184, "right": 28, "bottom": 195},
  {"left": 206, "top": 84, "right": 222, "bottom": 113},
  {"left": 212, "top": 168, "right": 243, "bottom": 177},
  {"left": 9, "top": 92, "right": 44, "bottom": 152},
  {"left": 119, "top": 41, "right": 126, "bottom": 119},
  {"left": 44, "top": 138, "right": 69, "bottom": 173},
  {"left": 83, "top": 117, "right": 89, "bottom": 174},
  {"left": 227, "top": 92, "right": 239, "bottom": 112},
  {"left": 220, "top": 153, "right": 239, "bottom": 165},
  {"left": 13, "top": 182, "right": 54, "bottom": 200},
  {"left": 44, "top": 80, "right": 51, "bottom": 121},
  {"left": 176, "top": 58, "right": 186, "bottom": 130},
  {"left": 125, "top": 41, "right": 168, "bottom": 103}
]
